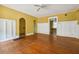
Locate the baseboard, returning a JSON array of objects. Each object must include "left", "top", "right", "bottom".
[
  {"left": 26, "top": 33, "right": 34, "bottom": 36},
  {"left": 0, "top": 35, "right": 19, "bottom": 42},
  {"left": 75, "top": 36, "right": 79, "bottom": 39},
  {"left": 14, "top": 35, "right": 19, "bottom": 39},
  {"left": 57, "top": 35, "right": 79, "bottom": 39}
]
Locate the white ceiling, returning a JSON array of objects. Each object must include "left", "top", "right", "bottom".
[{"left": 3, "top": 4, "right": 79, "bottom": 17}]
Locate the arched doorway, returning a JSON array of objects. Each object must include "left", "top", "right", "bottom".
[{"left": 19, "top": 18, "right": 26, "bottom": 38}]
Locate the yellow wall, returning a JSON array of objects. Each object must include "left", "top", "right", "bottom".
[
  {"left": 38, "top": 9, "right": 79, "bottom": 23},
  {"left": 0, "top": 5, "right": 79, "bottom": 36},
  {"left": 75, "top": 10, "right": 79, "bottom": 20},
  {"left": 0, "top": 5, "right": 37, "bottom": 36},
  {"left": 75, "top": 10, "right": 79, "bottom": 24}
]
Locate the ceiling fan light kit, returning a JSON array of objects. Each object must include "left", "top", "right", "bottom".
[{"left": 34, "top": 4, "right": 47, "bottom": 11}]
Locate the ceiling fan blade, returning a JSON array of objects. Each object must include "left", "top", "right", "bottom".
[
  {"left": 37, "top": 8, "right": 40, "bottom": 11},
  {"left": 34, "top": 5, "right": 41, "bottom": 7},
  {"left": 34, "top": 4, "right": 47, "bottom": 8}
]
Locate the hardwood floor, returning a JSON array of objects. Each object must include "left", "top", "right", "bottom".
[{"left": 0, "top": 33, "right": 79, "bottom": 54}]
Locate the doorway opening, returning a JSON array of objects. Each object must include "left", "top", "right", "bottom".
[
  {"left": 49, "top": 16, "right": 58, "bottom": 35},
  {"left": 34, "top": 20, "right": 37, "bottom": 34},
  {"left": 19, "top": 18, "right": 26, "bottom": 38}
]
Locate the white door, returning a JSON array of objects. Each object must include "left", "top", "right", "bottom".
[
  {"left": 0, "top": 19, "right": 16, "bottom": 42},
  {"left": 6, "top": 20, "right": 16, "bottom": 39},
  {"left": 12, "top": 20, "right": 16, "bottom": 39},
  {"left": 6, "top": 20, "right": 12, "bottom": 39},
  {"left": 0, "top": 20, "right": 6, "bottom": 40}
]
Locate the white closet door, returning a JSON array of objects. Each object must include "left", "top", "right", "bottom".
[
  {"left": 0, "top": 19, "right": 16, "bottom": 42},
  {"left": 6, "top": 20, "right": 12, "bottom": 39},
  {"left": 6, "top": 20, "right": 16, "bottom": 40},
  {"left": 0, "top": 20, "right": 6, "bottom": 40},
  {"left": 12, "top": 20, "right": 16, "bottom": 39}
]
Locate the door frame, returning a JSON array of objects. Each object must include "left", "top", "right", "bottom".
[
  {"left": 33, "top": 20, "right": 37, "bottom": 34},
  {"left": 48, "top": 16, "right": 58, "bottom": 34},
  {"left": 19, "top": 18, "right": 26, "bottom": 38}
]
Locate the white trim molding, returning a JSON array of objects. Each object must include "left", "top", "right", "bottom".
[
  {"left": 75, "top": 36, "right": 79, "bottom": 39},
  {"left": 26, "top": 33, "right": 34, "bottom": 36},
  {"left": 14, "top": 35, "right": 19, "bottom": 39}
]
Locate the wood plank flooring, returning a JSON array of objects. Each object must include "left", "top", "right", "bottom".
[{"left": 0, "top": 33, "right": 79, "bottom": 54}]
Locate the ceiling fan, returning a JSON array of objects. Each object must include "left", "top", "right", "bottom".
[{"left": 34, "top": 4, "right": 47, "bottom": 11}]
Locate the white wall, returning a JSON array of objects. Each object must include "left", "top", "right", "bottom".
[
  {"left": 75, "top": 23, "right": 79, "bottom": 38},
  {"left": 57, "top": 21, "right": 79, "bottom": 39},
  {"left": 37, "top": 23, "right": 49, "bottom": 34},
  {"left": 37, "top": 20, "right": 79, "bottom": 39}
]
